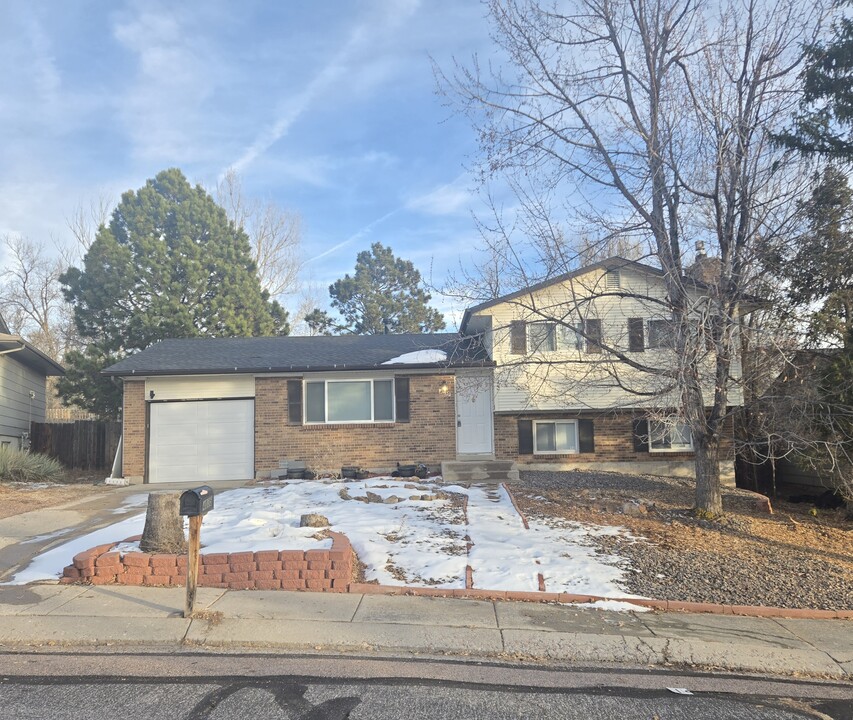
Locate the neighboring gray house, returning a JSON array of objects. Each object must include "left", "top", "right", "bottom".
[{"left": 0, "top": 313, "right": 65, "bottom": 449}]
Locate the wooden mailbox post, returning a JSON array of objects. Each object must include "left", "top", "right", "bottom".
[{"left": 179, "top": 486, "right": 214, "bottom": 618}]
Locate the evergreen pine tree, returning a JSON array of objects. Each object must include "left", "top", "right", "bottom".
[{"left": 58, "top": 168, "right": 289, "bottom": 417}]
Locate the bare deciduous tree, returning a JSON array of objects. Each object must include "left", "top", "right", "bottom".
[
  {"left": 440, "top": 0, "right": 825, "bottom": 515},
  {"left": 216, "top": 168, "right": 302, "bottom": 300},
  {"left": 0, "top": 234, "right": 77, "bottom": 361}
]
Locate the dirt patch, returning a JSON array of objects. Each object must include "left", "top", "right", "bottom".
[
  {"left": 0, "top": 482, "right": 107, "bottom": 520},
  {"left": 512, "top": 470, "right": 853, "bottom": 610}
]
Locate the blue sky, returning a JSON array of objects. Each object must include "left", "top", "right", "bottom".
[{"left": 0, "top": 0, "right": 502, "bottom": 327}]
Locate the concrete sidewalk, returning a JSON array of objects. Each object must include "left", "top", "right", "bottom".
[{"left": 0, "top": 584, "right": 850, "bottom": 679}]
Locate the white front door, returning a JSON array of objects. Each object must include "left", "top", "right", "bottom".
[
  {"left": 149, "top": 399, "right": 254, "bottom": 483},
  {"left": 455, "top": 374, "right": 494, "bottom": 455}
]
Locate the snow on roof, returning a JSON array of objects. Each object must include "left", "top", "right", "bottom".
[{"left": 381, "top": 349, "right": 448, "bottom": 365}]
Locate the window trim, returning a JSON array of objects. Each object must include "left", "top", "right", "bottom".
[
  {"left": 304, "top": 378, "right": 396, "bottom": 425},
  {"left": 648, "top": 418, "right": 694, "bottom": 453},
  {"left": 532, "top": 419, "right": 579, "bottom": 455}
]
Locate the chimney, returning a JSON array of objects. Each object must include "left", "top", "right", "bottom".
[{"left": 695, "top": 240, "right": 706, "bottom": 260}]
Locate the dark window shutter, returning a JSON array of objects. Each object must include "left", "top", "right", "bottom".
[
  {"left": 287, "top": 380, "right": 303, "bottom": 424},
  {"left": 510, "top": 321, "right": 527, "bottom": 354},
  {"left": 584, "top": 318, "right": 602, "bottom": 353},
  {"left": 632, "top": 418, "right": 649, "bottom": 452},
  {"left": 628, "top": 318, "right": 644, "bottom": 352},
  {"left": 578, "top": 419, "right": 595, "bottom": 453},
  {"left": 395, "top": 377, "right": 410, "bottom": 423},
  {"left": 518, "top": 419, "right": 533, "bottom": 454}
]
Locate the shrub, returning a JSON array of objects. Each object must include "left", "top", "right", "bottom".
[{"left": 0, "top": 447, "right": 64, "bottom": 483}]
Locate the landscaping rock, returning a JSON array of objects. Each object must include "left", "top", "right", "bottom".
[
  {"left": 755, "top": 495, "right": 773, "bottom": 514},
  {"left": 300, "top": 513, "right": 330, "bottom": 528},
  {"left": 383, "top": 495, "right": 401, "bottom": 504},
  {"left": 366, "top": 491, "right": 383, "bottom": 503},
  {"left": 622, "top": 501, "right": 648, "bottom": 516}
]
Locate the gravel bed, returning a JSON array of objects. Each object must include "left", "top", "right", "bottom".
[{"left": 514, "top": 470, "right": 853, "bottom": 610}]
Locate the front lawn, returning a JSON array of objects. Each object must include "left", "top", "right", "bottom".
[
  {"left": 9, "top": 477, "right": 639, "bottom": 597},
  {"left": 511, "top": 471, "right": 853, "bottom": 610}
]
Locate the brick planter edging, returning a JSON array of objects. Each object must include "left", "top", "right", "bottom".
[
  {"left": 60, "top": 531, "right": 353, "bottom": 592},
  {"left": 346, "top": 583, "right": 853, "bottom": 620}
]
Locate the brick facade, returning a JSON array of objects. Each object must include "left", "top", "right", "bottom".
[
  {"left": 255, "top": 375, "right": 456, "bottom": 476},
  {"left": 122, "top": 379, "right": 146, "bottom": 480},
  {"left": 495, "top": 410, "right": 736, "bottom": 482}
]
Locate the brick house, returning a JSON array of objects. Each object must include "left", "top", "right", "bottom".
[{"left": 104, "top": 257, "right": 738, "bottom": 484}]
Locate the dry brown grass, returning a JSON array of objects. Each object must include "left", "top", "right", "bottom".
[
  {"left": 515, "top": 477, "right": 853, "bottom": 582},
  {"left": 0, "top": 482, "right": 106, "bottom": 520}
]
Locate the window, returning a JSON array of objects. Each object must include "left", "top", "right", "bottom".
[
  {"left": 628, "top": 318, "right": 645, "bottom": 352},
  {"left": 649, "top": 419, "right": 693, "bottom": 452},
  {"left": 559, "top": 323, "right": 583, "bottom": 351},
  {"left": 648, "top": 319, "right": 674, "bottom": 349},
  {"left": 527, "top": 322, "right": 556, "bottom": 352},
  {"left": 583, "top": 318, "right": 602, "bottom": 353},
  {"left": 533, "top": 420, "right": 578, "bottom": 454},
  {"left": 305, "top": 379, "right": 395, "bottom": 424}
]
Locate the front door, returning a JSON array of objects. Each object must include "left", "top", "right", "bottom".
[{"left": 455, "top": 373, "right": 494, "bottom": 455}]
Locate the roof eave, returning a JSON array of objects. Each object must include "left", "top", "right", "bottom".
[
  {"left": 102, "top": 360, "right": 496, "bottom": 377},
  {"left": 0, "top": 335, "right": 65, "bottom": 376}
]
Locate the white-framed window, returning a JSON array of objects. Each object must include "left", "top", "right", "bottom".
[
  {"left": 649, "top": 419, "right": 693, "bottom": 452},
  {"left": 305, "top": 378, "right": 395, "bottom": 424},
  {"left": 527, "top": 322, "right": 557, "bottom": 352},
  {"left": 533, "top": 420, "right": 578, "bottom": 454}
]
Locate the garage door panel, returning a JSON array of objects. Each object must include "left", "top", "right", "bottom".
[{"left": 149, "top": 400, "right": 254, "bottom": 483}]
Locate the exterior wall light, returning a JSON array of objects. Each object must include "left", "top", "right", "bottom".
[{"left": 439, "top": 380, "right": 450, "bottom": 395}]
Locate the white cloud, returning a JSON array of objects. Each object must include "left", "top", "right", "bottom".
[
  {"left": 228, "top": 0, "right": 421, "bottom": 175},
  {"left": 112, "top": 6, "right": 217, "bottom": 163},
  {"left": 406, "top": 174, "right": 474, "bottom": 216}
]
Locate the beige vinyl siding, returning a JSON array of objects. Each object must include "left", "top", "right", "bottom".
[
  {"left": 145, "top": 375, "right": 256, "bottom": 401},
  {"left": 478, "top": 266, "right": 744, "bottom": 412},
  {"left": 0, "top": 355, "right": 47, "bottom": 438}
]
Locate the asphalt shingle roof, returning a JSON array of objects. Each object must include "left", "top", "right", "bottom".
[{"left": 102, "top": 333, "right": 491, "bottom": 376}]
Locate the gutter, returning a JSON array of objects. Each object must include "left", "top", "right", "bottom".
[{"left": 0, "top": 342, "right": 25, "bottom": 357}]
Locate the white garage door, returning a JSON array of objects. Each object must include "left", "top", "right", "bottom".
[{"left": 149, "top": 400, "right": 254, "bottom": 483}]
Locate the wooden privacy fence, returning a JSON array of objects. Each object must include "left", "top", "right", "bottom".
[{"left": 30, "top": 420, "right": 121, "bottom": 470}]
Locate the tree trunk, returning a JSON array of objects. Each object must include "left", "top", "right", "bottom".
[
  {"left": 694, "top": 436, "right": 723, "bottom": 517},
  {"left": 140, "top": 493, "right": 186, "bottom": 554}
]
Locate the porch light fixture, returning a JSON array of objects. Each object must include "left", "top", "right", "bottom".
[{"left": 439, "top": 380, "right": 450, "bottom": 395}]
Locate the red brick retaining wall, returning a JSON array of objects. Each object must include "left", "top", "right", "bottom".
[{"left": 60, "top": 531, "right": 353, "bottom": 592}]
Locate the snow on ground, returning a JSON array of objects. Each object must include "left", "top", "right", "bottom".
[
  {"left": 6, "top": 478, "right": 640, "bottom": 598},
  {"left": 463, "top": 484, "right": 638, "bottom": 597},
  {"left": 381, "top": 349, "right": 447, "bottom": 365},
  {"left": 572, "top": 600, "right": 651, "bottom": 612}
]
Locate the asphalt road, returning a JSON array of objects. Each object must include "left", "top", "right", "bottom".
[{"left": 0, "top": 651, "right": 850, "bottom": 719}]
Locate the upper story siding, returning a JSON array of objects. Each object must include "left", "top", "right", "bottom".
[{"left": 466, "top": 264, "right": 744, "bottom": 412}]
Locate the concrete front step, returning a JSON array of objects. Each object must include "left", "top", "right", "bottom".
[{"left": 441, "top": 460, "right": 519, "bottom": 484}]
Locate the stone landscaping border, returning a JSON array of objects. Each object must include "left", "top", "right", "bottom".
[{"left": 60, "top": 532, "right": 353, "bottom": 592}]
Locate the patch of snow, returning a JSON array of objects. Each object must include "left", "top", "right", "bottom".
[
  {"left": 4, "top": 514, "right": 146, "bottom": 585},
  {"left": 7, "top": 477, "right": 641, "bottom": 596},
  {"left": 111, "top": 493, "right": 148, "bottom": 514},
  {"left": 571, "top": 600, "right": 651, "bottom": 612},
  {"left": 20, "top": 527, "right": 75, "bottom": 545},
  {"left": 381, "top": 349, "right": 447, "bottom": 365},
  {"left": 464, "top": 484, "right": 641, "bottom": 598}
]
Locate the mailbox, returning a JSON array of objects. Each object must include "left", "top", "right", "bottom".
[{"left": 180, "top": 486, "right": 214, "bottom": 517}]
